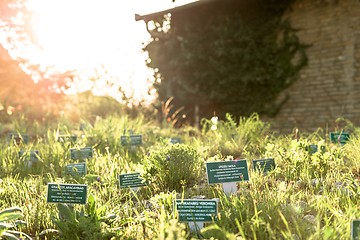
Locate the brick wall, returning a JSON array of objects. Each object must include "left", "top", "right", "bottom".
[{"left": 266, "top": 0, "right": 360, "bottom": 134}]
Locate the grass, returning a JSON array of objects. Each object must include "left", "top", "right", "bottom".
[{"left": 0, "top": 113, "right": 358, "bottom": 239}]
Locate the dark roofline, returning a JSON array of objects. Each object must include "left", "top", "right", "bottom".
[{"left": 135, "top": 0, "right": 220, "bottom": 22}]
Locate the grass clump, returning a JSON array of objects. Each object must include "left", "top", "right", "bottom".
[{"left": 142, "top": 142, "right": 204, "bottom": 192}]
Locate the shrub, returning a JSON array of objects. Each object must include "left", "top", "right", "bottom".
[
  {"left": 142, "top": 143, "right": 203, "bottom": 192},
  {"left": 40, "top": 194, "right": 116, "bottom": 240}
]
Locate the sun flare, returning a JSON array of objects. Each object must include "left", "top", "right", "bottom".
[
  {"left": 25, "top": 0, "right": 150, "bottom": 103},
  {"left": 17, "top": 0, "right": 192, "bottom": 104}
]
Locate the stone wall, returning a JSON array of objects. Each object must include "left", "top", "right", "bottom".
[{"left": 266, "top": 0, "right": 360, "bottom": 133}]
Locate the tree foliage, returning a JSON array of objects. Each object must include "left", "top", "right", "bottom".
[
  {"left": 0, "top": 46, "right": 73, "bottom": 122},
  {"left": 144, "top": 0, "right": 308, "bottom": 124},
  {"left": 0, "top": 0, "right": 73, "bottom": 122}
]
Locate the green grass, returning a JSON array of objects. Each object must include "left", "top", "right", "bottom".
[{"left": 0, "top": 114, "right": 358, "bottom": 239}]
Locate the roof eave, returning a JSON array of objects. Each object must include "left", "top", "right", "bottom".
[{"left": 135, "top": 0, "right": 220, "bottom": 22}]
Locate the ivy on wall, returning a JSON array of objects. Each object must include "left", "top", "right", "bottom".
[{"left": 144, "top": 0, "right": 308, "bottom": 123}]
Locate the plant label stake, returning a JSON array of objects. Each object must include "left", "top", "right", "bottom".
[
  {"left": 308, "top": 144, "right": 318, "bottom": 154},
  {"left": 206, "top": 159, "right": 249, "bottom": 195},
  {"left": 174, "top": 199, "right": 218, "bottom": 232},
  {"left": 70, "top": 147, "right": 93, "bottom": 160},
  {"left": 121, "top": 135, "right": 142, "bottom": 152},
  {"left": 47, "top": 183, "right": 87, "bottom": 204},
  {"left": 222, "top": 182, "right": 237, "bottom": 195},
  {"left": 329, "top": 132, "right": 350, "bottom": 145},
  {"left": 65, "top": 162, "right": 87, "bottom": 177},
  {"left": 252, "top": 158, "right": 276, "bottom": 175},
  {"left": 188, "top": 222, "right": 204, "bottom": 233},
  {"left": 307, "top": 144, "right": 325, "bottom": 155},
  {"left": 121, "top": 135, "right": 142, "bottom": 146},
  {"left": 119, "top": 173, "right": 146, "bottom": 191}
]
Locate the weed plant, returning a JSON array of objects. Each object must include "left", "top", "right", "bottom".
[{"left": 199, "top": 113, "right": 271, "bottom": 160}]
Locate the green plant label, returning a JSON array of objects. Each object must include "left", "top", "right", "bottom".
[
  {"left": 70, "top": 147, "right": 93, "bottom": 160},
  {"left": 130, "top": 135, "right": 142, "bottom": 145},
  {"left": 174, "top": 199, "right": 218, "bottom": 222},
  {"left": 119, "top": 172, "right": 146, "bottom": 188},
  {"left": 65, "top": 162, "right": 87, "bottom": 176},
  {"left": 170, "top": 137, "right": 182, "bottom": 144},
  {"left": 352, "top": 220, "right": 360, "bottom": 240},
  {"left": 206, "top": 160, "right": 249, "bottom": 184},
  {"left": 330, "top": 132, "right": 350, "bottom": 145},
  {"left": 18, "top": 150, "right": 39, "bottom": 161},
  {"left": 307, "top": 144, "right": 326, "bottom": 154},
  {"left": 58, "top": 135, "right": 77, "bottom": 143},
  {"left": 252, "top": 158, "right": 275, "bottom": 174},
  {"left": 308, "top": 144, "right": 318, "bottom": 154},
  {"left": 8, "top": 133, "right": 29, "bottom": 144},
  {"left": 79, "top": 123, "right": 87, "bottom": 130},
  {"left": 121, "top": 135, "right": 142, "bottom": 146},
  {"left": 47, "top": 183, "right": 87, "bottom": 204}
]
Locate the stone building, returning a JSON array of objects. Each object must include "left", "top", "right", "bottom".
[{"left": 271, "top": 0, "right": 360, "bottom": 133}]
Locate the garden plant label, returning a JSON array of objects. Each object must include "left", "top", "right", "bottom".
[
  {"left": 206, "top": 159, "right": 249, "bottom": 184},
  {"left": 252, "top": 158, "right": 275, "bottom": 174},
  {"left": 119, "top": 172, "right": 146, "bottom": 188},
  {"left": 308, "top": 144, "right": 318, "bottom": 154},
  {"left": 121, "top": 135, "right": 142, "bottom": 146},
  {"left": 329, "top": 132, "right": 350, "bottom": 145},
  {"left": 174, "top": 199, "right": 218, "bottom": 222},
  {"left": 70, "top": 147, "right": 93, "bottom": 160},
  {"left": 65, "top": 162, "right": 87, "bottom": 176},
  {"left": 47, "top": 183, "right": 87, "bottom": 204}
]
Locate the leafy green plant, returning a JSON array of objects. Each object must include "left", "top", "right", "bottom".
[
  {"left": 145, "top": 0, "right": 307, "bottom": 119},
  {"left": 41, "top": 194, "right": 116, "bottom": 240},
  {"left": 0, "top": 207, "right": 31, "bottom": 240},
  {"left": 142, "top": 143, "right": 203, "bottom": 192}
]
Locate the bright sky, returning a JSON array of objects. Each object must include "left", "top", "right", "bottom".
[{"left": 4, "top": 0, "right": 197, "bottom": 104}]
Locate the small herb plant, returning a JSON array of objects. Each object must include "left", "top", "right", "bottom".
[
  {"left": 142, "top": 143, "right": 203, "bottom": 192},
  {"left": 41, "top": 194, "right": 116, "bottom": 240}
]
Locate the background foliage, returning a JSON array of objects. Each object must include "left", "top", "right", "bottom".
[
  {"left": 0, "top": 1, "right": 74, "bottom": 122},
  {"left": 145, "top": 0, "right": 307, "bottom": 123}
]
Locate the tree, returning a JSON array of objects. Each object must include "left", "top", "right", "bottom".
[
  {"left": 0, "top": 0, "right": 73, "bottom": 121},
  {"left": 143, "top": 0, "right": 307, "bottom": 125}
]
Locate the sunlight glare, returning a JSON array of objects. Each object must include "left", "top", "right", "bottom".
[{"left": 24, "top": 0, "right": 197, "bottom": 104}]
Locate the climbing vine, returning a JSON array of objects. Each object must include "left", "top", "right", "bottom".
[{"left": 144, "top": 0, "right": 308, "bottom": 123}]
